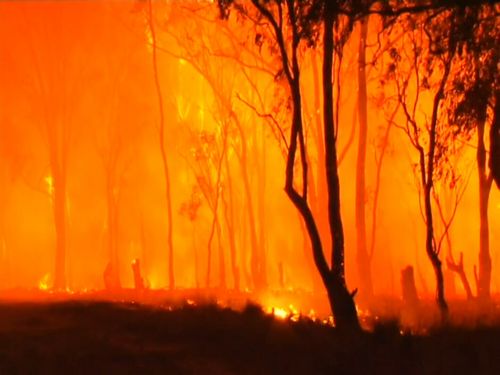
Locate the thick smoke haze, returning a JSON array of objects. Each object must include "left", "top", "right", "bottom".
[{"left": 0, "top": 0, "right": 498, "bottom": 307}]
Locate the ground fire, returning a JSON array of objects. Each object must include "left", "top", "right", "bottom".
[{"left": 0, "top": 0, "right": 499, "bottom": 373}]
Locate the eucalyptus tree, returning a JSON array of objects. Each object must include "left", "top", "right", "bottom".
[
  {"left": 218, "top": 0, "right": 364, "bottom": 330},
  {"left": 445, "top": 3, "right": 499, "bottom": 299}
]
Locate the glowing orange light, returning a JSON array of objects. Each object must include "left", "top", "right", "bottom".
[
  {"left": 38, "top": 274, "right": 50, "bottom": 291},
  {"left": 44, "top": 175, "right": 54, "bottom": 196},
  {"left": 271, "top": 307, "right": 288, "bottom": 320}
]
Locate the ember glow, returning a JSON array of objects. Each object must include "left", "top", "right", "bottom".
[{"left": 0, "top": 0, "right": 498, "bottom": 327}]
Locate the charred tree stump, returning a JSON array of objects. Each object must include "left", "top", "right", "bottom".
[
  {"left": 132, "top": 258, "right": 145, "bottom": 291},
  {"left": 103, "top": 262, "right": 120, "bottom": 291},
  {"left": 401, "top": 266, "right": 419, "bottom": 307},
  {"left": 401, "top": 266, "right": 420, "bottom": 326}
]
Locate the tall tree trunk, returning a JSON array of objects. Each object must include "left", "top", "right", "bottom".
[
  {"left": 322, "top": 2, "right": 359, "bottom": 330},
  {"left": 490, "top": 92, "right": 500, "bottom": 188},
  {"left": 223, "top": 155, "right": 239, "bottom": 291},
  {"left": 216, "top": 218, "right": 226, "bottom": 289},
  {"left": 310, "top": 51, "right": 330, "bottom": 261},
  {"left": 52, "top": 167, "right": 66, "bottom": 290},
  {"left": 106, "top": 177, "right": 121, "bottom": 289},
  {"left": 304, "top": 116, "right": 325, "bottom": 293},
  {"left": 422, "top": 51, "right": 452, "bottom": 319},
  {"left": 251, "top": 0, "right": 359, "bottom": 330},
  {"left": 148, "top": 0, "right": 175, "bottom": 290},
  {"left": 191, "top": 221, "right": 200, "bottom": 288},
  {"left": 477, "top": 120, "right": 492, "bottom": 299},
  {"left": 236, "top": 131, "right": 263, "bottom": 290},
  {"left": 140, "top": 215, "right": 149, "bottom": 285},
  {"left": 355, "top": 17, "right": 373, "bottom": 303},
  {"left": 257, "top": 123, "right": 267, "bottom": 288},
  {"left": 205, "top": 132, "right": 226, "bottom": 288},
  {"left": 423, "top": 181, "right": 447, "bottom": 319}
]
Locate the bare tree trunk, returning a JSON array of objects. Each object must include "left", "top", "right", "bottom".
[
  {"left": 52, "top": 167, "right": 66, "bottom": 290},
  {"left": 106, "top": 177, "right": 121, "bottom": 290},
  {"left": 424, "top": 183, "right": 447, "bottom": 319},
  {"left": 205, "top": 132, "right": 226, "bottom": 288},
  {"left": 148, "top": 0, "right": 175, "bottom": 290},
  {"left": 421, "top": 104, "right": 448, "bottom": 320},
  {"left": 310, "top": 51, "right": 330, "bottom": 259},
  {"left": 248, "top": 0, "right": 359, "bottom": 331},
  {"left": 257, "top": 124, "right": 267, "bottom": 288},
  {"left": 216, "top": 218, "right": 226, "bottom": 289},
  {"left": 355, "top": 17, "right": 373, "bottom": 303},
  {"left": 223, "top": 156, "right": 239, "bottom": 291},
  {"left": 140, "top": 215, "right": 149, "bottom": 285},
  {"left": 322, "top": 4, "right": 359, "bottom": 330},
  {"left": 477, "top": 120, "right": 492, "bottom": 299},
  {"left": 422, "top": 59, "right": 451, "bottom": 319},
  {"left": 304, "top": 151, "right": 323, "bottom": 292},
  {"left": 235, "top": 122, "right": 264, "bottom": 290},
  {"left": 192, "top": 221, "right": 200, "bottom": 289},
  {"left": 490, "top": 94, "right": 500, "bottom": 188}
]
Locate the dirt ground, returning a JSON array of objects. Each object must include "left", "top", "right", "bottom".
[{"left": 0, "top": 299, "right": 499, "bottom": 374}]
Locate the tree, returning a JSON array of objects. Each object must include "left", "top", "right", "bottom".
[
  {"left": 91, "top": 6, "right": 146, "bottom": 290},
  {"left": 13, "top": 3, "right": 97, "bottom": 290},
  {"left": 219, "top": 0, "right": 361, "bottom": 331},
  {"left": 147, "top": 0, "right": 176, "bottom": 290},
  {"left": 355, "top": 14, "right": 373, "bottom": 303},
  {"left": 385, "top": 7, "right": 471, "bottom": 319},
  {"left": 159, "top": 5, "right": 272, "bottom": 290},
  {"left": 446, "top": 3, "right": 499, "bottom": 299}
]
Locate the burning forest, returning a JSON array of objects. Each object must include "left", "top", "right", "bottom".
[{"left": 0, "top": 0, "right": 499, "bottom": 373}]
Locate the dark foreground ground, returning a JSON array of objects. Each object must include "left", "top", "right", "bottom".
[{"left": 0, "top": 300, "right": 499, "bottom": 374}]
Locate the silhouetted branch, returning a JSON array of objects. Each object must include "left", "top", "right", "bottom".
[{"left": 235, "top": 93, "right": 288, "bottom": 150}]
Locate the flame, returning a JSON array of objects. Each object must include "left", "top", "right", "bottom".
[
  {"left": 270, "top": 307, "right": 288, "bottom": 320},
  {"left": 44, "top": 175, "right": 54, "bottom": 196},
  {"left": 266, "top": 304, "right": 306, "bottom": 322},
  {"left": 38, "top": 274, "right": 50, "bottom": 291}
]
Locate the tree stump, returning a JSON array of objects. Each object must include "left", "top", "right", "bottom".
[
  {"left": 132, "top": 258, "right": 144, "bottom": 291},
  {"left": 103, "top": 262, "right": 120, "bottom": 291},
  {"left": 401, "top": 266, "right": 419, "bottom": 307},
  {"left": 401, "top": 265, "right": 420, "bottom": 327}
]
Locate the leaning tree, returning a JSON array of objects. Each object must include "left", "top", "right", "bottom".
[{"left": 218, "top": 0, "right": 364, "bottom": 331}]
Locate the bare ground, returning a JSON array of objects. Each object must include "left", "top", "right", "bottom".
[{"left": 0, "top": 298, "right": 499, "bottom": 374}]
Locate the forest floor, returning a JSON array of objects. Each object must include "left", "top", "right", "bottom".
[{"left": 0, "top": 291, "right": 499, "bottom": 374}]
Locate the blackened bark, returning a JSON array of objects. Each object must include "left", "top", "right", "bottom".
[
  {"left": 477, "top": 120, "right": 492, "bottom": 299},
  {"left": 424, "top": 51, "right": 451, "bottom": 319},
  {"left": 323, "top": 1, "right": 359, "bottom": 330},
  {"left": 490, "top": 93, "right": 500, "bottom": 188}
]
